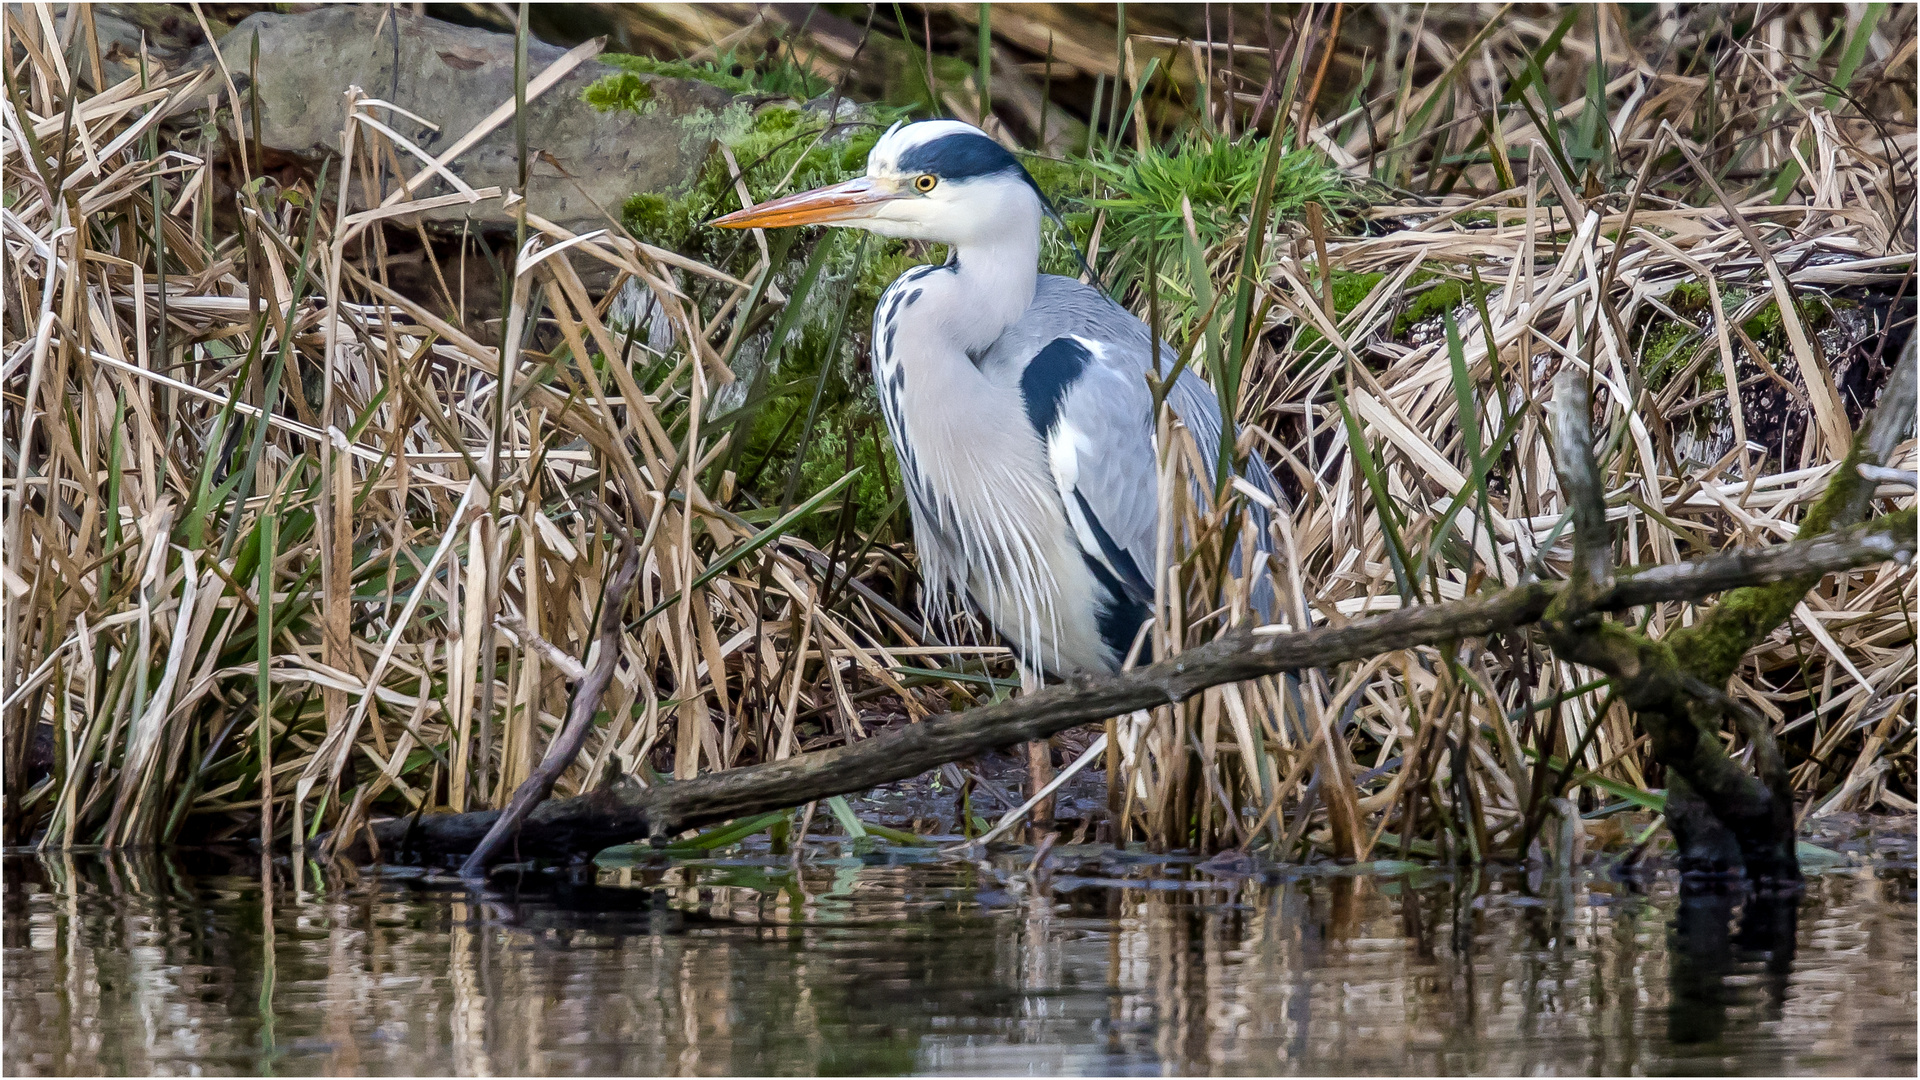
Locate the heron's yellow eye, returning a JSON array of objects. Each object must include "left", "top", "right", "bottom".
[{"left": 914, "top": 174, "right": 937, "bottom": 193}]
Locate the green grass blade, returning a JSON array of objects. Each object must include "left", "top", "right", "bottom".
[
  {"left": 632, "top": 466, "right": 862, "bottom": 628},
  {"left": 892, "top": 3, "right": 938, "bottom": 115},
  {"left": 778, "top": 234, "right": 868, "bottom": 510},
  {"left": 667, "top": 810, "right": 792, "bottom": 852},
  {"left": 1332, "top": 375, "right": 1414, "bottom": 600},
  {"left": 1176, "top": 211, "right": 1233, "bottom": 488},
  {"left": 825, "top": 795, "right": 869, "bottom": 839},
  {"left": 1499, "top": 9, "right": 1579, "bottom": 108},
  {"left": 860, "top": 821, "right": 929, "bottom": 845},
  {"left": 1774, "top": 3, "right": 1886, "bottom": 201},
  {"left": 887, "top": 664, "right": 1022, "bottom": 691},
  {"left": 220, "top": 162, "right": 328, "bottom": 561},
  {"left": 1113, "top": 55, "right": 1161, "bottom": 150},
  {"left": 1411, "top": 400, "right": 1527, "bottom": 588},
  {"left": 1443, "top": 310, "right": 1481, "bottom": 469}
]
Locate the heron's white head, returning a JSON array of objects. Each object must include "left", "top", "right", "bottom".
[{"left": 712, "top": 120, "right": 1043, "bottom": 246}]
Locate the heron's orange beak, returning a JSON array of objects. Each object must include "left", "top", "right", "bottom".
[{"left": 710, "top": 176, "right": 903, "bottom": 229}]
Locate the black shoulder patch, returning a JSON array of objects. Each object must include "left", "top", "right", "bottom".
[{"left": 1020, "top": 337, "right": 1091, "bottom": 437}]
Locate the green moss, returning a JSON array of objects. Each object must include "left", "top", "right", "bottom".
[
  {"left": 1330, "top": 270, "right": 1387, "bottom": 314},
  {"left": 1286, "top": 271, "right": 1388, "bottom": 354},
  {"left": 1667, "top": 280, "right": 1711, "bottom": 315},
  {"left": 622, "top": 191, "right": 676, "bottom": 242},
  {"left": 1668, "top": 443, "right": 1903, "bottom": 685},
  {"left": 1668, "top": 576, "right": 1796, "bottom": 684},
  {"left": 1391, "top": 272, "right": 1488, "bottom": 337},
  {"left": 859, "top": 243, "right": 944, "bottom": 297},
  {"left": 1641, "top": 320, "right": 1697, "bottom": 392},
  {"left": 1742, "top": 297, "right": 1834, "bottom": 341},
  {"left": 1287, "top": 267, "right": 1499, "bottom": 350},
  {"left": 595, "top": 50, "right": 830, "bottom": 100},
  {"left": 604, "top": 53, "right": 754, "bottom": 93},
  {"left": 583, "top": 70, "right": 657, "bottom": 114},
  {"left": 613, "top": 105, "right": 891, "bottom": 252},
  {"left": 1741, "top": 299, "right": 1786, "bottom": 340}
]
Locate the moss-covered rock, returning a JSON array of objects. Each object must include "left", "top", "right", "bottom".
[
  {"left": 591, "top": 50, "right": 833, "bottom": 100},
  {"left": 201, "top": 7, "right": 737, "bottom": 233},
  {"left": 582, "top": 69, "right": 657, "bottom": 113}
]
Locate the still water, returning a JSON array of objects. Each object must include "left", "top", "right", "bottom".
[{"left": 4, "top": 843, "right": 1915, "bottom": 1076}]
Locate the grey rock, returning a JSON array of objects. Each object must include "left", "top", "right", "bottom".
[
  {"left": 31, "top": 4, "right": 221, "bottom": 89},
  {"left": 185, "top": 6, "right": 743, "bottom": 232}
]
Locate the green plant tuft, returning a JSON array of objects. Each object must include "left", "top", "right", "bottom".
[
  {"left": 583, "top": 70, "right": 657, "bottom": 114},
  {"left": 1391, "top": 273, "right": 1489, "bottom": 337},
  {"left": 596, "top": 50, "right": 831, "bottom": 100},
  {"left": 1089, "top": 132, "right": 1356, "bottom": 256}
]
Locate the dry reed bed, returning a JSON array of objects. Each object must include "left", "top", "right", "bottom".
[
  {"left": 1079, "top": 5, "right": 1918, "bottom": 856},
  {"left": 3, "top": 3, "right": 1915, "bottom": 860},
  {"left": 1, "top": 19, "right": 981, "bottom": 855}
]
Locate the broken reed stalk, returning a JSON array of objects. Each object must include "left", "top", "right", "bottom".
[{"left": 375, "top": 502, "right": 1916, "bottom": 868}]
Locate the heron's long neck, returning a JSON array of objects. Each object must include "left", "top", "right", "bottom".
[{"left": 945, "top": 228, "right": 1040, "bottom": 354}]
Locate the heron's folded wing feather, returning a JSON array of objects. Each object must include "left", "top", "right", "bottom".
[
  {"left": 1000, "top": 276, "right": 1282, "bottom": 617},
  {"left": 1017, "top": 335, "right": 1158, "bottom": 606}
]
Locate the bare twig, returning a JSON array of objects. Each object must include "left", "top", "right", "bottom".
[
  {"left": 1548, "top": 370, "right": 1613, "bottom": 595},
  {"left": 457, "top": 536, "right": 641, "bottom": 877},
  {"left": 495, "top": 613, "right": 587, "bottom": 681}
]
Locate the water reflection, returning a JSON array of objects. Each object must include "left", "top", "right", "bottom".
[{"left": 4, "top": 847, "right": 1914, "bottom": 1076}]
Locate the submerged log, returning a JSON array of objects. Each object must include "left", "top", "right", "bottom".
[{"left": 356, "top": 505, "right": 1915, "bottom": 869}]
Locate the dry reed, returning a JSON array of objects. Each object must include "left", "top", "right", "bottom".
[{"left": 2, "top": 3, "right": 1913, "bottom": 862}]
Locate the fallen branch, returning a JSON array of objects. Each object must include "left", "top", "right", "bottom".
[
  {"left": 1542, "top": 345, "right": 1914, "bottom": 884},
  {"left": 358, "top": 507, "right": 1915, "bottom": 866}
]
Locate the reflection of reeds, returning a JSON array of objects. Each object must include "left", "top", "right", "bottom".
[
  {"left": 8, "top": 852, "right": 1916, "bottom": 1073},
  {"left": 3, "top": 5, "right": 1914, "bottom": 861}
]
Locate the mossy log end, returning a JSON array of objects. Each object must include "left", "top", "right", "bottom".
[
  {"left": 1543, "top": 349, "right": 1915, "bottom": 886},
  {"left": 352, "top": 509, "right": 1915, "bottom": 868}
]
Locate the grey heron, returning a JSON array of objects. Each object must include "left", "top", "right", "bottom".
[{"left": 714, "top": 119, "right": 1277, "bottom": 683}]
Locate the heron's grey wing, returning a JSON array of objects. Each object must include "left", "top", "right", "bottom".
[
  {"left": 1166, "top": 366, "right": 1284, "bottom": 519},
  {"left": 997, "top": 276, "right": 1282, "bottom": 619},
  {"left": 1020, "top": 335, "right": 1159, "bottom": 607}
]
